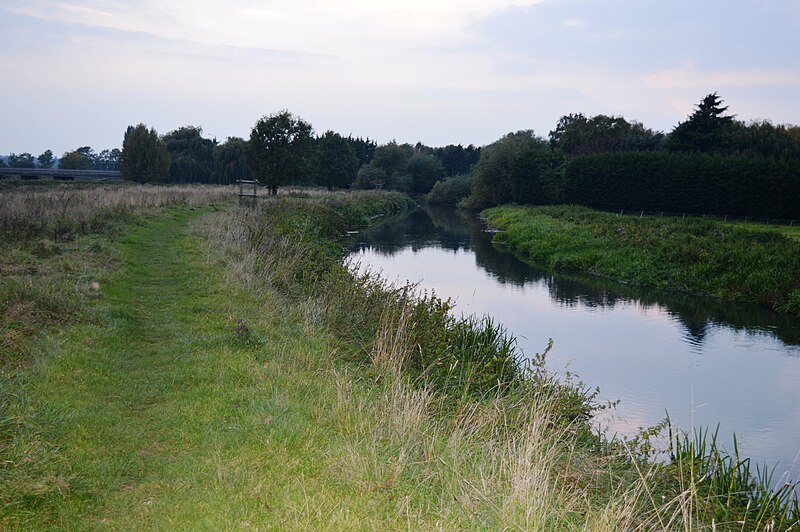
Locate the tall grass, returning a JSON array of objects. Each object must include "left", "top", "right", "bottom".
[
  {"left": 0, "top": 182, "right": 234, "bottom": 242},
  {"left": 199, "top": 191, "right": 800, "bottom": 528},
  {"left": 1, "top": 182, "right": 234, "bottom": 370}
]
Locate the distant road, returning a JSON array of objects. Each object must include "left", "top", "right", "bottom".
[{"left": 0, "top": 167, "right": 121, "bottom": 180}]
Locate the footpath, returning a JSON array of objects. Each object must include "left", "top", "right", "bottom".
[{"left": 13, "top": 208, "right": 399, "bottom": 529}]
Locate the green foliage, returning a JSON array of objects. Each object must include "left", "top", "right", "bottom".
[
  {"left": 668, "top": 92, "right": 738, "bottom": 154},
  {"left": 667, "top": 424, "right": 799, "bottom": 528},
  {"left": 484, "top": 205, "right": 800, "bottom": 314},
  {"left": 563, "top": 151, "right": 800, "bottom": 219},
  {"left": 549, "top": 113, "right": 663, "bottom": 156},
  {"left": 426, "top": 174, "right": 474, "bottom": 205},
  {"left": 245, "top": 110, "right": 315, "bottom": 194},
  {"left": 406, "top": 153, "right": 445, "bottom": 194},
  {"left": 162, "top": 125, "right": 216, "bottom": 183},
  {"left": 58, "top": 149, "right": 93, "bottom": 170},
  {"left": 7, "top": 152, "right": 36, "bottom": 169},
  {"left": 120, "top": 124, "right": 171, "bottom": 182},
  {"left": 464, "top": 131, "right": 555, "bottom": 209},
  {"left": 315, "top": 131, "right": 360, "bottom": 189},
  {"left": 211, "top": 137, "right": 252, "bottom": 184},
  {"left": 94, "top": 148, "right": 120, "bottom": 171},
  {"left": 432, "top": 144, "right": 481, "bottom": 176},
  {"left": 344, "top": 135, "right": 377, "bottom": 166},
  {"left": 371, "top": 142, "right": 411, "bottom": 177},
  {"left": 351, "top": 164, "right": 387, "bottom": 190}
]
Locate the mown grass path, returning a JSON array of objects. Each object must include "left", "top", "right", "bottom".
[{"left": 16, "top": 207, "right": 402, "bottom": 529}]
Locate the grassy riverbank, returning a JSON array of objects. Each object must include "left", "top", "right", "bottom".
[
  {"left": 483, "top": 205, "right": 800, "bottom": 315},
  {"left": 2, "top": 185, "right": 798, "bottom": 528}
]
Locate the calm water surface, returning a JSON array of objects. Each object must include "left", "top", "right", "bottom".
[{"left": 350, "top": 206, "right": 800, "bottom": 481}]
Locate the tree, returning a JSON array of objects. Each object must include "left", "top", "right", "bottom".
[
  {"left": 345, "top": 136, "right": 377, "bottom": 166},
  {"left": 212, "top": 137, "right": 252, "bottom": 184},
  {"left": 464, "top": 131, "right": 554, "bottom": 208},
  {"left": 351, "top": 165, "right": 387, "bottom": 190},
  {"left": 406, "top": 153, "right": 445, "bottom": 194},
  {"left": 315, "top": 131, "right": 360, "bottom": 189},
  {"left": 371, "top": 142, "right": 410, "bottom": 177},
  {"left": 162, "top": 126, "right": 216, "bottom": 183},
  {"left": 59, "top": 149, "right": 94, "bottom": 170},
  {"left": 668, "top": 92, "right": 737, "bottom": 153},
  {"left": 549, "top": 114, "right": 662, "bottom": 156},
  {"left": 433, "top": 144, "right": 481, "bottom": 176},
  {"left": 7, "top": 152, "right": 36, "bottom": 168},
  {"left": 245, "top": 111, "right": 315, "bottom": 195},
  {"left": 37, "top": 149, "right": 55, "bottom": 168},
  {"left": 95, "top": 148, "right": 121, "bottom": 171},
  {"left": 120, "top": 124, "right": 171, "bottom": 182}
]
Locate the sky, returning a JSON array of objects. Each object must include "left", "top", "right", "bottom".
[{"left": 1, "top": 0, "right": 799, "bottom": 155}]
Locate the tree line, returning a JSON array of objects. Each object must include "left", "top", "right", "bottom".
[
  {"left": 7, "top": 92, "right": 798, "bottom": 219},
  {"left": 451, "top": 93, "right": 800, "bottom": 219},
  {"left": 0, "top": 147, "right": 121, "bottom": 171},
  {"left": 117, "top": 116, "right": 480, "bottom": 193}
]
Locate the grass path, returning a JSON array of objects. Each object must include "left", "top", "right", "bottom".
[{"left": 11, "top": 207, "right": 404, "bottom": 529}]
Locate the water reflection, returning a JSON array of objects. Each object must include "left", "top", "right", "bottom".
[
  {"left": 349, "top": 204, "right": 800, "bottom": 481},
  {"left": 353, "top": 206, "right": 800, "bottom": 349}
]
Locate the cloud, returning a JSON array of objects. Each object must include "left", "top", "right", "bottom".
[
  {"left": 562, "top": 18, "right": 586, "bottom": 28},
  {"left": 646, "top": 65, "right": 800, "bottom": 90},
  {"left": 1, "top": 0, "right": 548, "bottom": 54}
]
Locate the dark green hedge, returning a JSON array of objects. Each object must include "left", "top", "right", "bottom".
[{"left": 562, "top": 152, "right": 800, "bottom": 219}]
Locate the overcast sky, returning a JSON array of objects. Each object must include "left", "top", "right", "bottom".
[{"left": 1, "top": 0, "right": 799, "bottom": 155}]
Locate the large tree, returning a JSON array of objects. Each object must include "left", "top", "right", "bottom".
[
  {"left": 212, "top": 137, "right": 252, "bottom": 184},
  {"left": 464, "top": 130, "right": 555, "bottom": 208},
  {"left": 406, "top": 153, "right": 445, "bottom": 194},
  {"left": 315, "top": 131, "right": 360, "bottom": 189},
  {"left": 58, "top": 149, "right": 93, "bottom": 170},
  {"left": 95, "top": 148, "right": 121, "bottom": 171},
  {"left": 8, "top": 152, "right": 36, "bottom": 168},
  {"left": 669, "top": 92, "right": 737, "bottom": 153},
  {"left": 549, "top": 114, "right": 662, "bottom": 156},
  {"left": 162, "top": 126, "right": 216, "bottom": 183},
  {"left": 245, "top": 111, "right": 314, "bottom": 195},
  {"left": 37, "top": 149, "right": 55, "bottom": 168},
  {"left": 120, "top": 124, "right": 170, "bottom": 182}
]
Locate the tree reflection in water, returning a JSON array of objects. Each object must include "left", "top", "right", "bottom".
[{"left": 350, "top": 205, "right": 800, "bottom": 349}]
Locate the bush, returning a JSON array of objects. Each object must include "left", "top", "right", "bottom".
[{"left": 426, "top": 174, "right": 474, "bottom": 205}]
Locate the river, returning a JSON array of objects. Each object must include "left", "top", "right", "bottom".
[{"left": 349, "top": 205, "right": 800, "bottom": 484}]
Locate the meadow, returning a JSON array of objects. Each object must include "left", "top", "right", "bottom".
[{"left": 1, "top": 182, "right": 797, "bottom": 528}]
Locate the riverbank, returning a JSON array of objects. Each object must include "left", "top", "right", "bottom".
[
  {"left": 2, "top": 186, "right": 797, "bottom": 528},
  {"left": 483, "top": 205, "right": 800, "bottom": 315}
]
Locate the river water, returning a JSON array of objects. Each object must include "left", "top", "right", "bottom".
[{"left": 349, "top": 205, "right": 800, "bottom": 483}]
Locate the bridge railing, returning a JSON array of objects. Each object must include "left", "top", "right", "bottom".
[{"left": 0, "top": 167, "right": 121, "bottom": 180}]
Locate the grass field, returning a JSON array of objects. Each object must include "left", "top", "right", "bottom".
[{"left": 2, "top": 186, "right": 798, "bottom": 529}]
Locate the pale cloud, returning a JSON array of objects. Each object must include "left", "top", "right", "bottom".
[
  {"left": 2, "top": 0, "right": 548, "bottom": 53},
  {"left": 647, "top": 65, "right": 800, "bottom": 90},
  {"left": 1, "top": 0, "right": 799, "bottom": 154},
  {"left": 562, "top": 18, "right": 586, "bottom": 28}
]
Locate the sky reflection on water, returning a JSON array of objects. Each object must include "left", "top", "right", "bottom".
[{"left": 350, "top": 206, "right": 800, "bottom": 483}]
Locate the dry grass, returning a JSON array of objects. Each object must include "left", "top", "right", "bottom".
[{"left": 0, "top": 182, "right": 234, "bottom": 242}]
